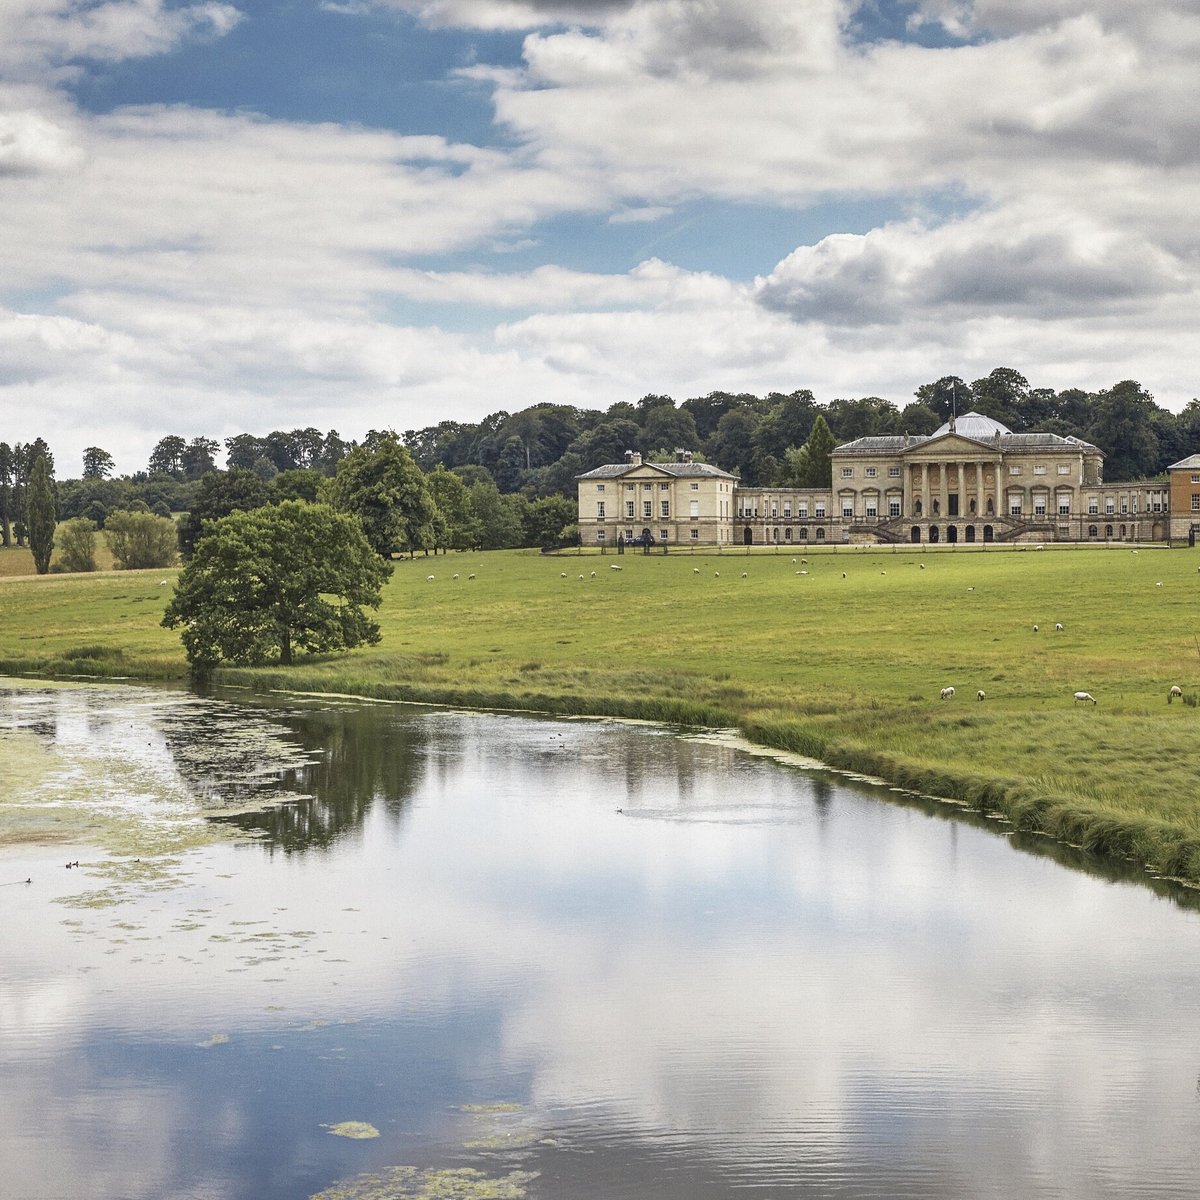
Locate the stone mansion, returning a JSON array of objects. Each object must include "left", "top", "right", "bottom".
[{"left": 576, "top": 412, "right": 1200, "bottom": 548}]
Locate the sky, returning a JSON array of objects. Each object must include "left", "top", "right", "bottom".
[{"left": 2, "top": 0, "right": 1198, "bottom": 476}]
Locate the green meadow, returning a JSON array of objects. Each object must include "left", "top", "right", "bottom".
[{"left": 2, "top": 541, "right": 1199, "bottom": 884}]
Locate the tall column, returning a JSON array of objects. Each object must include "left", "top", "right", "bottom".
[
  {"left": 938, "top": 463, "right": 948, "bottom": 520},
  {"left": 921, "top": 463, "right": 930, "bottom": 517}
]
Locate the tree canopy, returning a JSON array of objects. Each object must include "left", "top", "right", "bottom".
[{"left": 162, "top": 501, "right": 391, "bottom": 668}]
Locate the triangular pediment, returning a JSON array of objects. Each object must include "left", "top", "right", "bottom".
[{"left": 907, "top": 432, "right": 999, "bottom": 458}]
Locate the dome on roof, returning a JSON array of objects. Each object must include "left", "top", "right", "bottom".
[{"left": 933, "top": 411, "right": 1012, "bottom": 440}]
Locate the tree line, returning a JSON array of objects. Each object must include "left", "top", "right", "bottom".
[{"left": 4, "top": 367, "right": 1197, "bottom": 576}]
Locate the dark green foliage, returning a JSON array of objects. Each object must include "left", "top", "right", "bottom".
[
  {"left": 82, "top": 446, "right": 115, "bottom": 479},
  {"left": 782, "top": 414, "right": 836, "bottom": 487},
  {"left": 178, "top": 468, "right": 275, "bottom": 559},
  {"left": 162, "top": 501, "right": 391, "bottom": 668},
  {"left": 27, "top": 452, "right": 56, "bottom": 574},
  {"left": 329, "top": 431, "right": 436, "bottom": 557}
]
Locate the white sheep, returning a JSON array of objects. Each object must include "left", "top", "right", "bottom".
[
  {"left": 591, "top": 570, "right": 597, "bottom": 578},
  {"left": 579, "top": 574, "right": 584, "bottom": 580},
  {"left": 1169, "top": 685, "right": 1183, "bottom": 703},
  {"left": 714, "top": 571, "right": 720, "bottom": 577},
  {"left": 452, "top": 573, "right": 459, "bottom": 580},
  {"left": 1054, "top": 622, "right": 1063, "bottom": 631},
  {"left": 939, "top": 686, "right": 956, "bottom": 700},
  {"left": 919, "top": 563, "right": 925, "bottom": 570},
  {"left": 976, "top": 690, "right": 986, "bottom": 701},
  {"left": 1156, "top": 581, "right": 1163, "bottom": 588},
  {"left": 740, "top": 571, "right": 748, "bottom": 578},
  {"left": 693, "top": 567, "right": 700, "bottom": 574},
  {"left": 610, "top": 564, "right": 622, "bottom": 570},
  {"left": 1032, "top": 624, "right": 1039, "bottom": 632},
  {"left": 1074, "top": 691, "right": 1097, "bottom": 704},
  {"left": 560, "top": 572, "right": 567, "bottom": 578},
  {"left": 841, "top": 572, "right": 846, "bottom": 578},
  {"left": 467, "top": 573, "right": 476, "bottom": 580},
  {"left": 157, "top": 579, "right": 169, "bottom": 587},
  {"left": 797, "top": 570, "right": 808, "bottom": 576},
  {"left": 426, "top": 575, "right": 435, "bottom": 582}
]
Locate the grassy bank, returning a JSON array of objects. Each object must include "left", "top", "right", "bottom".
[{"left": 2, "top": 544, "right": 1199, "bottom": 883}]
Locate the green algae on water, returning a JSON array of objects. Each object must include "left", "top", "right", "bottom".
[
  {"left": 311, "top": 1166, "right": 536, "bottom": 1200},
  {"left": 324, "top": 1121, "right": 380, "bottom": 1139}
]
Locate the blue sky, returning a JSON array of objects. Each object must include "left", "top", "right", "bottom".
[{"left": 1, "top": 1, "right": 1197, "bottom": 473}]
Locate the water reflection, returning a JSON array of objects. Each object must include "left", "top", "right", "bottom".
[{"left": 2, "top": 682, "right": 1200, "bottom": 1200}]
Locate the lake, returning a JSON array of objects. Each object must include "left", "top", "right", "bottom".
[{"left": 2, "top": 681, "right": 1199, "bottom": 1199}]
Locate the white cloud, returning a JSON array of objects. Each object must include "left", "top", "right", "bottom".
[{"left": 2, "top": 0, "right": 1198, "bottom": 473}]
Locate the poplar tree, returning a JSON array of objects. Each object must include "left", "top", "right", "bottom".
[{"left": 27, "top": 451, "right": 56, "bottom": 575}]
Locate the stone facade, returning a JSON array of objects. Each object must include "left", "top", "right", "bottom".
[{"left": 576, "top": 414, "right": 1181, "bottom": 548}]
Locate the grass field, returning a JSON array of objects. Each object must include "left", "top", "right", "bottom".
[{"left": 2, "top": 541, "right": 1199, "bottom": 884}]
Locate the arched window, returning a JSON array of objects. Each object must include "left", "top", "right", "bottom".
[{"left": 816, "top": 527, "right": 826, "bottom": 541}]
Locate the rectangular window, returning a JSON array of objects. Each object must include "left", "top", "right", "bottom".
[
  {"left": 689, "top": 500, "right": 699, "bottom": 518},
  {"left": 660, "top": 501, "right": 670, "bottom": 518},
  {"left": 596, "top": 501, "right": 605, "bottom": 518},
  {"left": 625, "top": 528, "right": 633, "bottom": 540},
  {"left": 1105, "top": 501, "right": 1114, "bottom": 515},
  {"left": 865, "top": 502, "right": 877, "bottom": 518},
  {"left": 783, "top": 504, "right": 792, "bottom": 518},
  {"left": 1192, "top": 474, "right": 1199, "bottom": 483},
  {"left": 643, "top": 500, "right": 652, "bottom": 518},
  {"left": 865, "top": 467, "right": 877, "bottom": 478},
  {"left": 1010, "top": 500, "right": 1022, "bottom": 516},
  {"left": 660, "top": 482, "right": 669, "bottom": 490},
  {"left": 771, "top": 507, "right": 778, "bottom": 518},
  {"left": 690, "top": 482, "right": 699, "bottom": 490},
  {"left": 625, "top": 483, "right": 634, "bottom": 491},
  {"left": 1192, "top": 494, "right": 1200, "bottom": 511},
  {"left": 1034, "top": 465, "right": 1047, "bottom": 475},
  {"left": 642, "top": 483, "right": 652, "bottom": 491},
  {"left": 842, "top": 504, "right": 853, "bottom": 518},
  {"left": 596, "top": 484, "right": 605, "bottom": 492},
  {"left": 1121, "top": 502, "right": 1128, "bottom": 514},
  {"left": 659, "top": 528, "right": 669, "bottom": 540},
  {"left": 888, "top": 466, "right": 900, "bottom": 477},
  {"left": 815, "top": 503, "right": 826, "bottom": 518},
  {"left": 596, "top": 530, "right": 605, "bottom": 541},
  {"left": 1059, "top": 501, "right": 1070, "bottom": 515},
  {"left": 1009, "top": 466, "right": 1022, "bottom": 475},
  {"left": 797, "top": 504, "right": 807, "bottom": 518},
  {"left": 689, "top": 529, "right": 699, "bottom": 540},
  {"left": 889, "top": 500, "right": 901, "bottom": 517},
  {"left": 1088, "top": 500, "right": 1098, "bottom": 514},
  {"left": 1035, "top": 499, "right": 1046, "bottom": 516},
  {"left": 626, "top": 501, "right": 635, "bottom": 518},
  {"left": 841, "top": 467, "right": 853, "bottom": 478},
  {"left": 1058, "top": 464, "right": 1071, "bottom": 475}
]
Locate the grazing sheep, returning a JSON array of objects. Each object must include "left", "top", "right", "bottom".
[
  {"left": 1054, "top": 622, "right": 1063, "bottom": 631},
  {"left": 1074, "top": 691, "right": 1097, "bottom": 704},
  {"left": 1156, "top": 581, "right": 1163, "bottom": 588},
  {"left": 939, "top": 686, "right": 956, "bottom": 700},
  {"left": 1032, "top": 624, "right": 1039, "bottom": 632},
  {"left": 1169, "top": 685, "right": 1183, "bottom": 703},
  {"left": 880, "top": 570, "right": 886, "bottom": 576},
  {"left": 579, "top": 574, "right": 585, "bottom": 580},
  {"left": 714, "top": 571, "right": 720, "bottom": 577},
  {"left": 693, "top": 567, "right": 700, "bottom": 574},
  {"left": 610, "top": 564, "right": 622, "bottom": 570},
  {"left": 919, "top": 563, "right": 925, "bottom": 570},
  {"left": 467, "top": 573, "right": 476, "bottom": 580},
  {"left": 1132, "top": 549, "right": 1139, "bottom": 554},
  {"left": 591, "top": 570, "right": 597, "bottom": 578},
  {"left": 560, "top": 572, "right": 567, "bottom": 578},
  {"left": 740, "top": 571, "right": 748, "bottom": 578},
  {"left": 841, "top": 571, "right": 846, "bottom": 578},
  {"left": 966, "top": 586, "right": 974, "bottom": 592},
  {"left": 452, "top": 573, "right": 459, "bottom": 580},
  {"left": 797, "top": 569, "right": 808, "bottom": 576},
  {"left": 976, "top": 690, "right": 986, "bottom": 701},
  {"left": 158, "top": 579, "right": 169, "bottom": 587},
  {"left": 791, "top": 558, "right": 797, "bottom": 564},
  {"left": 426, "top": 575, "right": 435, "bottom": 582}
]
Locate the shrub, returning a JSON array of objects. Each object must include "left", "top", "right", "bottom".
[
  {"left": 57, "top": 518, "right": 98, "bottom": 572},
  {"left": 105, "top": 510, "right": 178, "bottom": 570}
]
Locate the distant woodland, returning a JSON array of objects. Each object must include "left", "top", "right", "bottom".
[{"left": 2, "top": 369, "right": 1198, "bottom": 556}]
